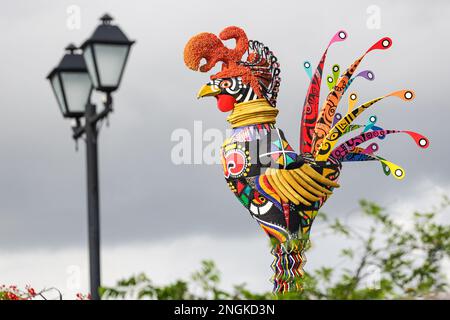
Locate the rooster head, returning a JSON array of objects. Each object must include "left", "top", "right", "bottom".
[{"left": 184, "top": 26, "right": 281, "bottom": 112}]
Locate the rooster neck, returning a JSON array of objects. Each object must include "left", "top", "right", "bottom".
[{"left": 226, "top": 99, "right": 278, "bottom": 128}]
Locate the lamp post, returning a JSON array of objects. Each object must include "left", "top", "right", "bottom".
[{"left": 47, "top": 14, "right": 135, "bottom": 300}]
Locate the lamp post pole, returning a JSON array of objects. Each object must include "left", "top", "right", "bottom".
[
  {"left": 72, "top": 95, "right": 112, "bottom": 300},
  {"left": 47, "top": 13, "right": 134, "bottom": 300},
  {"left": 85, "top": 102, "right": 101, "bottom": 300}
]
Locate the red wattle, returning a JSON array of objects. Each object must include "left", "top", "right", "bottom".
[{"left": 216, "top": 94, "right": 236, "bottom": 112}]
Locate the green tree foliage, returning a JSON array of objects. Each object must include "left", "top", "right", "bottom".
[{"left": 101, "top": 197, "right": 450, "bottom": 300}]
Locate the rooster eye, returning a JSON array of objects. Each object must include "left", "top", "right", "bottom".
[{"left": 220, "top": 80, "right": 232, "bottom": 88}]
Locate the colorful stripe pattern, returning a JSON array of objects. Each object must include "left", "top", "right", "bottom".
[
  {"left": 299, "top": 31, "right": 347, "bottom": 154},
  {"left": 271, "top": 241, "right": 306, "bottom": 293}
]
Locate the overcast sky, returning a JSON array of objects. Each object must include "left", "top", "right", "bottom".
[{"left": 1, "top": 0, "right": 449, "bottom": 298}]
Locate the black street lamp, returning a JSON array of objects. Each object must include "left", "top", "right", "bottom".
[
  {"left": 47, "top": 13, "right": 135, "bottom": 300},
  {"left": 47, "top": 44, "right": 92, "bottom": 119},
  {"left": 81, "top": 14, "right": 135, "bottom": 93}
]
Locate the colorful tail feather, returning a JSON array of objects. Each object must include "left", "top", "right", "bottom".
[
  {"left": 308, "top": 36, "right": 392, "bottom": 155},
  {"left": 299, "top": 31, "right": 429, "bottom": 179},
  {"left": 299, "top": 30, "right": 347, "bottom": 155}
]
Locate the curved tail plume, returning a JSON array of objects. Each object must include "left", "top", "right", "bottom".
[
  {"left": 326, "top": 64, "right": 341, "bottom": 91},
  {"left": 363, "top": 115, "right": 387, "bottom": 139},
  {"left": 343, "top": 70, "right": 375, "bottom": 94},
  {"left": 330, "top": 129, "right": 429, "bottom": 163},
  {"left": 311, "top": 37, "right": 393, "bottom": 156},
  {"left": 327, "top": 75, "right": 335, "bottom": 91},
  {"left": 303, "top": 61, "right": 313, "bottom": 80},
  {"left": 332, "top": 64, "right": 340, "bottom": 83},
  {"left": 339, "top": 143, "right": 378, "bottom": 159},
  {"left": 299, "top": 30, "right": 347, "bottom": 154},
  {"left": 332, "top": 112, "right": 342, "bottom": 126},
  {"left": 362, "top": 142, "right": 379, "bottom": 154},
  {"left": 363, "top": 115, "right": 378, "bottom": 133},
  {"left": 315, "top": 90, "right": 414, "bottom": 162},
  {"left": 348, "top": 92, "right": 358, "bottom": 113},
  {"left": 342, "top": 147, "right": 406, "bottom": 180},
  {"left": 362, "top": 115, "right": 385, "bottom": 139}
]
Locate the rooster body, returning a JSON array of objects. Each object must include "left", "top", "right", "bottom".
[{"left": 221, "top": 110, "right": 338, "bottom": 242}]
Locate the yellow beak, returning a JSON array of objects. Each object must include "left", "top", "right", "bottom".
[{"left": 197, "top": 84, "right": 221, "bottom": 99}]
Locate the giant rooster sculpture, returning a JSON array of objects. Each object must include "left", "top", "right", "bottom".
[{"left": 183, "top": 26, "right": 429, "bottom": 294}]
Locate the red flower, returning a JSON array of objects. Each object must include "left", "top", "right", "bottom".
[
  {"left": 27, "top": 287, "right": 36, "bottom": 297},
  {"left": 6, "top": 292, "right": 19, "bottom": 300},
  {"left": 76, "top": 292, "right": 91, "bottom": 300}
]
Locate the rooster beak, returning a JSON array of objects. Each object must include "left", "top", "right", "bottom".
[{"left": 197, "top": 84, "right": 220, "bottom": 99}]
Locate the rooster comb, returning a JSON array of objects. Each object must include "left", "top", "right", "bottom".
[{"left": 184, "top": 26, "right": 281, "bottom": 107}]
